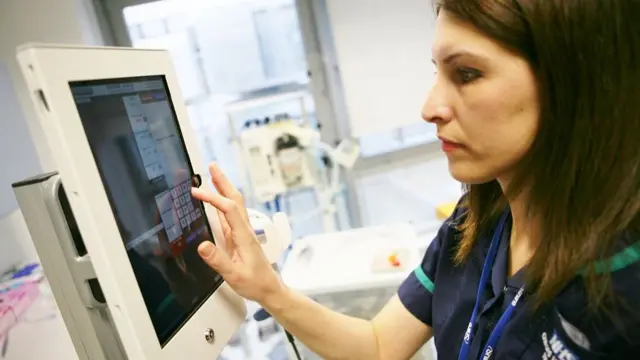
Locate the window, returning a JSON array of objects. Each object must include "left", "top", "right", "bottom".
[{"left": 122, "top": 0, "right": 315, "bottom": 190}]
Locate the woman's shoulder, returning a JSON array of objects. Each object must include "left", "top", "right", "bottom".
[
  {"left": 553, "top": 232, "right": 640, "bottom": 356},
  {"left": 598, "top": 232, "right": 640, "bottom": 308},
  {"left": 557, "top": 230, "right": 640, "bottom": 304}
]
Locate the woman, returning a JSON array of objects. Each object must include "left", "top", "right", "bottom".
[{"left": 192, "top": 1, "right": 640, "bottom": 359}]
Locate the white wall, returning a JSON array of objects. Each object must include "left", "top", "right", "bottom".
[
  {"left": 0, "top": 0, "right": 105, "bottom": 271},
  {"left": 0, "top": 210, "right": 39, "bottom": 272},
  {"left": 0, "top": 61, "right": 41, "bottom": 218},
  {"left": 324, "top": 0, "right": 437, "bottom": 138}
]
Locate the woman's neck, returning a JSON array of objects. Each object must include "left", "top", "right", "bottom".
[
  {"left": 507, "top": 196, "right": 539, "bottom": 276},
  {"left": 498, "top": 178, "right": 540, "bottom": 277}
]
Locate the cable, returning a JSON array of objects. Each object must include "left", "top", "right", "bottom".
[
  {"left": 285, "top": 330, "right": 303, "bottom": 360},
  {"left": 254, "top": 308, "right": 303, "bottom": 359},
  {"left": 247, "top": 213, "right": 300, "bottom": 358}
]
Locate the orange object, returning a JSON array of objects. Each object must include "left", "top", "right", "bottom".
[{"left": 388, "top": 253, "right": 401, "bottom": 267}]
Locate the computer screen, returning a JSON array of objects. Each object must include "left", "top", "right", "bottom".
[{"left": 69, "top": 75, "right": 223, "bottom": 346}]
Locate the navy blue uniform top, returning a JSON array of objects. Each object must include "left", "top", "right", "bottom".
[{"left": 399, "top": 200, "right": 640, "bottom": 359}]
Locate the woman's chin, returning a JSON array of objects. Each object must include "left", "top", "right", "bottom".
[{"left": 448, "top": 163, "right": 496, "bottom": 185}]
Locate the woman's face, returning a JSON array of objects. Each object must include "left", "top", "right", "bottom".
[{"left": 424, "top": 10, "right": 540, "bottom": 185}]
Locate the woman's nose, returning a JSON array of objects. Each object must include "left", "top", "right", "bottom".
[{"left": 421, "top": 86, "right": 453, "bottom": 124}]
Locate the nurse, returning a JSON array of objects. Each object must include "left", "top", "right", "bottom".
[{"left": 192, "top": 1, "right": 640, "bottom": 359}]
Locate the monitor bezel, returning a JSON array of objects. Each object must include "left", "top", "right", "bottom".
[{"left": 68, "top": 74, "right": 225, "bottom": 346}]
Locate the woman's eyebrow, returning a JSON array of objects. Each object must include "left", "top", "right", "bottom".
[{"left": 432, "top": 50, "right": 490, "bottom": 65}]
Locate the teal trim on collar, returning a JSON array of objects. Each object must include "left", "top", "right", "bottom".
[
  {"left": 580, "top": 242, "right": 640, "bottom": 275},
  {"left": 414, "top": 267, "right": 435, "bottom": 293}
]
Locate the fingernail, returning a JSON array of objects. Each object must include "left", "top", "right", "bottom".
[{"left": 198, "top": 242, "right": 214, "bottom": 257}]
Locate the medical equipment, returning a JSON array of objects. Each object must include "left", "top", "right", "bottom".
[
  {"left": 12, "top": 44, "right": 292, "bottom": 360},
  {"left": 226, "top": 93, "right": 360, "bottom": 233},
  {"left": 239, "top": 119, "right": 319, "bottom": 202}
]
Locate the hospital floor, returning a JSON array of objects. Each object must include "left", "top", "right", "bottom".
[{"left": 219, "top": 156, "right": 458, "bottom": 360}]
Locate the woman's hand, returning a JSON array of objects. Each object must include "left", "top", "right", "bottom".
[{"left": 191, "top": 163, "right": 284, "bottom": 303}]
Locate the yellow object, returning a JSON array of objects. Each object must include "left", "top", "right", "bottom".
[
  {"left": 387, "top": 253, "right": 401, "bottom": 267},
  {"left": 436, "top": 202, "right": 457, "bottom": 220}
]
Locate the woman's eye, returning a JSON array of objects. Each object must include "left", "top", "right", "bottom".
[{"left": 455, "top": 67, "right": 481, "bottom": 84}]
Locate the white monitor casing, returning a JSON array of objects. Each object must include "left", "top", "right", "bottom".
[{"left": 16, "top": 44, "right": 246, "bottom": 360}]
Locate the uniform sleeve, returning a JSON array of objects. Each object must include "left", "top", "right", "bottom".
[{"left": 397, "top": 204, "right": 462, "bottom": 327}]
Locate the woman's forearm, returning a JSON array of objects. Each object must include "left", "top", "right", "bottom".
[{"left": 262, "top": 286, "right": 380, "bottom": 360}]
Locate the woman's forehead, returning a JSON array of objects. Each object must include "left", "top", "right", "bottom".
[{"left": 432, "top": 10, "right": 515, "bottom": 63}]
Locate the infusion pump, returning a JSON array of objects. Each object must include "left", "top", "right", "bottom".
[{"left": 239, "top": 119, "right": 321, "bottom": 203}]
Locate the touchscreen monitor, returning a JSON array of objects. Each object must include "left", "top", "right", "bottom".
[{"left": 69, "top": 76, "right": 223, "bottom": 346}]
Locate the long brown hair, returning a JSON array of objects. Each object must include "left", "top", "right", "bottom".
[{"left": 437, "top": 0, "right": 640, "bottom": 310}]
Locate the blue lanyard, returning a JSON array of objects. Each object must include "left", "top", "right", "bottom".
[{"left": 458, "top": 211, "right": 525, "bottom": 360}]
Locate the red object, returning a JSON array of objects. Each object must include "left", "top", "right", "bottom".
[
  {"left": 388, "top": 253, "right": 401, "bottom": 267},
  {"left": 169, "top": 236, "right": 187, "bottom": 257}
]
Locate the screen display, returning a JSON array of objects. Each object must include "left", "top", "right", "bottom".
[{"left": 70, "top": 76, "right": 223, "bottom": 346}]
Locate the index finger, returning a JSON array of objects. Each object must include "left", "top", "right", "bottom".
[
  {"left": 208, "top": 164, "right": 248, "bottom": 219},
  {"left": 191, "top": 187, "right": 253, "bottom": 247}
]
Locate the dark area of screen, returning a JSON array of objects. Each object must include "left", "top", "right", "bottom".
[{"left": 69, "top": 75, "right": 223, "bottom": 346}]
